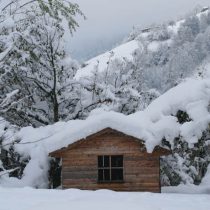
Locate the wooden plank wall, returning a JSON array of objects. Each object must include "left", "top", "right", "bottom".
[{"left": 58, "top": 129, "right": 162, "bottom": 192}]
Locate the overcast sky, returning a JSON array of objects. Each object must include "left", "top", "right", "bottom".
[{"left": 68, "top": 0, "right": 210, "bottom": 61}]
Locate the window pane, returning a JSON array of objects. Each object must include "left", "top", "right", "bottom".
[
  {"left": 98, "top": 169, "right": 103, "bottom": 181},
  {"left": 111, "top": 155, "right": 123, "bottom": 167},
  {"left": 111, "top": 169, "right": 123, "bottom": 181},
  {"left": 104, "top": 169, "right": 110, "bottom": 181},
  {"left": 98, "top": 156, "right": 103, "bottom": 167},
  {"left": 104, "top": 156, "right": 110, "bottom": 167}
]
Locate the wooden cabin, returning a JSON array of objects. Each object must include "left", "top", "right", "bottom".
[{"left": 49, "top": 127, "right": 170, "bottom": 192}]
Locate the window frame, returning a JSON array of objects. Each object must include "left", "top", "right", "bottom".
[{"left": 97, "top": 155, "right": 124, "bottom": 183}]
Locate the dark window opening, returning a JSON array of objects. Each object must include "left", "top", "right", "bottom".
[
  {"left": 98, "top": 155, "right": 123, "bottom": 182},
  {"left": 49, "top": 158, "right": 61, "bottom": 189}
]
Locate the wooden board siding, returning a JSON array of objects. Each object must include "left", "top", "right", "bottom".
[{"left": 50, "top": 128, "right": 169, "bottom": 192}]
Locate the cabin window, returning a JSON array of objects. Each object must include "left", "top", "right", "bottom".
[{"left": 98, "top": 155, "right": 123, "bottom": 182}]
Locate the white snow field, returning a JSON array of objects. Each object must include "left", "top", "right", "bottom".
[{"left": 1, "top": 187, "right": 210, "bottom": 210}]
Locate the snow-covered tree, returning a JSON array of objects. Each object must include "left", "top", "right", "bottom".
[
  {"left": 0, "top": 1, "right": 84, "bottom": 126},
  {"left": 0, "top": 0, "right": 84, "bottom": 32},
  {"left": 161, "top": 111, "right": 210, "bottom": 186}
]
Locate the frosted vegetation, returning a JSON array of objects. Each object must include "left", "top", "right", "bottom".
[{"left": 0, "top": 1, "right": 210, "bottom": 190}]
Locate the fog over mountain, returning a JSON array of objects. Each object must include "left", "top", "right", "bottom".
[{"left": 69, "top": 0, "right": 210, "bottom": 61}]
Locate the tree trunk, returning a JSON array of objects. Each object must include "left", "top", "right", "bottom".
[
  {"left": 49, "top": 40, "right": 59, "bottom": 123},
  {"left": 53, "top": 98, "right": 59, "bottom": 123}
]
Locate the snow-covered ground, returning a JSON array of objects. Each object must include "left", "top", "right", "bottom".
[
  {"left": 162, "top": 185, "right": 210, "bottom": 194},
  {"left": 0, "top": 187, "right": 210, "bottom": 210}
]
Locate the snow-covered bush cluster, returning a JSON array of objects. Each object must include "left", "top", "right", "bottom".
[{"left": 0, "top": 1, "right": 210, "bottom": 188}]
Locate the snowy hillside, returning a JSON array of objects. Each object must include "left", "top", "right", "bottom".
[
  {"left": 75, "top": 40, "right": 139, "bottom": 79},
  {"left": 76, "top": 7, "right": 210, "bottom": 95},
  {"left": 74, "top": 18, "right": 177, "bottom": 80}
]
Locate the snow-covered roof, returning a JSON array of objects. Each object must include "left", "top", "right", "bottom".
[
  {"left": 15, "top": 74, "right": 210, "bottom": 156},
  {"left": 16, "top": 111, "right": 145, "bottom": 155}
]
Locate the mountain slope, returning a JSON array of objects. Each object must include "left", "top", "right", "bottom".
[
  {"left": 76, "top": 7, "right": 210, "bottom": 95},
  {"left": 75, "top": 40, "right": 139, "bottom": 79}
]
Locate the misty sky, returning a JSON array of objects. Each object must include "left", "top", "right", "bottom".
[{"left": 68, "top": 0, "right": 210, "bottom": 61}]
